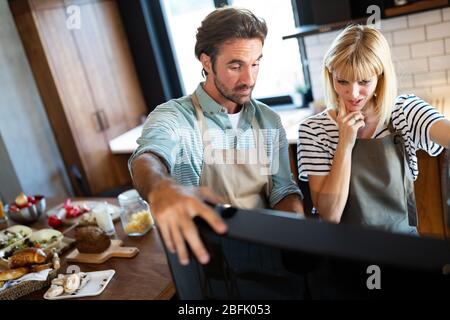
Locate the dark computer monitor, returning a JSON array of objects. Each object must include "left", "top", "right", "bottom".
[{"left": 163, "top": 206, "right": 450, "bottom": 299}]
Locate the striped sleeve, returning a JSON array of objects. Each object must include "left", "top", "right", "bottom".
[
  {"left": 297, "top": 117, "right": 336, "bottom": 181},
  {"left": 393, "top": 95, "right": 444, "bottom": 156},
  {"left": 128, "top": 102, "right": 181, "bottom": 177}
]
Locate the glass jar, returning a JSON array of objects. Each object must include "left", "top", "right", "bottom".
[
  {"left": 118, "top": 189, "right": 154, "bottom": 236},
  {"left": 92, "top": 202, "right": 116, "bottom": 236}
]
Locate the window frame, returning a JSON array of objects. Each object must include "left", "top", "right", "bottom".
[{"left": 143, "top": 0, "right": 312, "bottom": 107}]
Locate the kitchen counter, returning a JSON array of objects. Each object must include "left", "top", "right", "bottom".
[{"left": 108, "top": 106, "right": 313, "bottom": 154}]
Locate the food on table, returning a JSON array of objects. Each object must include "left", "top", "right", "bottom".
[
  {"left": 0, "top": 225, "right": 32, "bottom": 251},
  {"left": 0, "top": 201, "right": 5, "bottom": 219},
  {"left": 30, "top": 262, "right": 54, "bottom": 273},
  {"left": 64, "top": 273, "right": 80, "bottom": 294},
  {"left": 0, "top": 267, "right": 29, "bottom": 281},
  {"left": 0, "top": 249, "right": 60, "bottom": 291},
  {"left": 46, "top": 272, "right": 90, "bottom": 297},
  {"left": 47, "top": 199, "right": 92, "bottom": 227},
  {"left": 79, "top": 212, "right": 97, "bottom": 226},
  {"left": 8, "top": 247, "right": 47, "bottom": 269},
  {"left": 52, "top": 252, "right": 60, "bottom": 270},
  {"left": 46, "top": 284, "right": 64, "bottom": 298},
  {"left": 63, "top": 199, "right": 90, "bottom": 219},
  {"left": 47, "top": 215, "right": 63, "bottom": 228},
  {"left": 124, "top": 210, "right": 153, "bottom": 234},
  {"left": 28, "top": 229, "right": 63, "bottom": 249},
  {"left": 10, "top": 192, "right": 39, "bottom": 211},
  {"left": 15, "top": 192, "right": 29, "bottom": 207},
  {"left": 75, "top": 226, "right": 111, "bottom": 253},
  {"left": 1, "top": 228, "right": 63, "bottom": 259}
]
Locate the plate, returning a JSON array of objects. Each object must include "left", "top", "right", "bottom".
[
  {"left": 46, "top": 201, "right": 121, "bottom": 225},
  {"left": 43, "top": 269, "right": 115, "bottom": 300}
]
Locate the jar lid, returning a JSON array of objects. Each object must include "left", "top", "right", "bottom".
[{"left": 118, "top": 189, "right": 141, "bottom": 205}]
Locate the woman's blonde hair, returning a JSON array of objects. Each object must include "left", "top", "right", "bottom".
[{"left": 323, "top": 25, "right": 397, "bottom": 124}]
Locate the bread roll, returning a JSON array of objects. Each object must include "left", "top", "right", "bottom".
[
  {"left": 0, "top": 267, "right": 29, "bottom": 281},
  {"left": 30, "top": 262, "right": 53, "bottom": 273},
  {"left": 8, "top": 248, "right": 47, "bottom": 268},
  {"left": 75, "top": 226, "right": 111, "bottom": 253}
]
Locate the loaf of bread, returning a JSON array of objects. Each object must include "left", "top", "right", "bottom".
[
  {"left": 0, "top": 267, "right": 29, "bottom": 281},
  {"left": 8, "top": 248, "right": 47, "bottom": 269},
  {"left": 75, "top": 226, "right": 111, "bottom": 253}
]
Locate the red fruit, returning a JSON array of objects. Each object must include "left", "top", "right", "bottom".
[
  {"left": 63, "top": 198, "right": 72, "bottom": 210},
  {"left": 27, "top": 196, "right": 36, "bottom": 204},
  {"left": 67, "top": 206, "right": 82, "bottom": 218},
  {"left": 48, "top": 215, "right": 63, "bottom": 228},
  {"left": 17, "top": 203, "right": 29, "bottom": 209},
  {"left": 9, "top": 204, "right": 19, "bottom": 212}
]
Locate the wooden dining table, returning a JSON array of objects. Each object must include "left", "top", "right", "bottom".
[{"left": 19, "top": 197, "right": 176, "bottom": 300}]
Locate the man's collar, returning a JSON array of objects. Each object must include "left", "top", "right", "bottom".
[
  {"left": 194, "top": 83, "right": 224, "bottom": 114},
  {"left": 194, "top": 83, "right": 256, "bottom": 121}
]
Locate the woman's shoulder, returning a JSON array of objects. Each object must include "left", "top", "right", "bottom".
[
  {"left": 393, "top": 94, "right": 424, "bottom": 109},
  {"left": 391, "top": 94, "right": 436, "bottom": 119},
  {"left": 300, "top": 110, "right": 335, "bottom": 128}
]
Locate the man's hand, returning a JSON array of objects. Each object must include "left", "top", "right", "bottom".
[{"left": 148, "top": 179, "right": 227, "bottom": 265}]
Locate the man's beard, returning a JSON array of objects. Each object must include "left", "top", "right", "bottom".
[{"left": 214, "top": 76, "right": 254, "bottom": 105}]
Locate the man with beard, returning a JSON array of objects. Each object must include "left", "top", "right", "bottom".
[{"left": 129, "top": 7, "right": 304, "bottom": 265}]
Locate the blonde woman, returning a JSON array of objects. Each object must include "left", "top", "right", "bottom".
[{"left": 297, "top": 25, "right": 450, "bottom": 234}]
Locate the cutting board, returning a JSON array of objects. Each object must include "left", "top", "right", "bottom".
[{"left": 66, "top": 240, "right": 139, "bottom": 264}]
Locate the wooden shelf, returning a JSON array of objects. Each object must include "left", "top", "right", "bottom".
[
  {"left": 283, "top": 0, "right": 449, "bottom": 40},
  {"left": 385, "top": 0, "right": 448, "bottom": 17},
  {"left": 282, "top": 17, "right": 367, "bottom": 40}
]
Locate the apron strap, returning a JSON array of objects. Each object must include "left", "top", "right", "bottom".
[
  {"left": 191, "top": 92, "right": 273, "bottom": 198},
  {"left": 388, "top": 118, "right": 417, "bottom": 226},
  {"left": 192, "top": 93, "right": 212, "bottom": 148}
]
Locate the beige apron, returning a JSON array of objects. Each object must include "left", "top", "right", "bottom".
[
  {"left": 341, "top": 121, "right": 418, "bottom": 235},
  {"left": 191, "top": 93, "right": 272, "bottom": 209}
]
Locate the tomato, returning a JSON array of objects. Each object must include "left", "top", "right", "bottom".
[{"left": 48, "top": 215, "right": 63, "bottom": 228}]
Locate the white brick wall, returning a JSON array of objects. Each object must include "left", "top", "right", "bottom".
[
  {"left": 391, "top": 45, "right": 410, "bottom": 60},
  {"left": 411, "top": 40, "right": 444, "bottom": 58},
  {"left": 395, "top": 58, "right": 429, "bottom": 74},
  {"left": 443, "top": 7, "right": 450, "bottom": 21},
  {"left": 381, "top": 16, "right": 407, "bottom": 31},
  {"left": 414, "top": 71, "right": 447, "bottom": 87},
  {"left": 429, "top": 55, "right": 450, "bottom": 70},
  {"left": 397, "top": 73, "right": 413, "bottom": 89},
  {"left": 408, "top": 10, "right": 441, "bottom": 27},
  {"left": 304, "top": 8, "right": 450, "bottom": 103},
  {"left": 426, "top": 21, "right": 450, "bottom": 40},
  {"left": 393, "top": 27, "right": 426, "bottom": 45}
]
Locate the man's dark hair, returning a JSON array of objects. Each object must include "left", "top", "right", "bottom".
[{"left": 195, "top": 7, "right": 268, "bottom": 76}]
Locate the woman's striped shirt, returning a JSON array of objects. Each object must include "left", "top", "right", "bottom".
[{"left": 297, "top": 94, "right": 445, "bottom": 181}]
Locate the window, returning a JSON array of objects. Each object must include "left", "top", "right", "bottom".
[
  {"left": 161, "top": 0, "right": 305, "bottom": 102},
  {"left": 160, "top": 0, "right": 215, "bottom": 94}
]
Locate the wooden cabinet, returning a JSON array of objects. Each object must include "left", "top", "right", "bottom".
[
  {"left": 415, "top": 149, "right": 450, "bottom": 239},
  {"left": 10, "top": 0, "right": 147, "bottom": 195}
]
